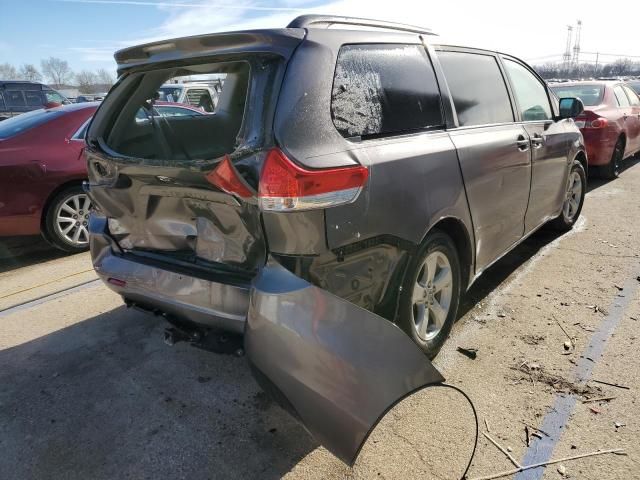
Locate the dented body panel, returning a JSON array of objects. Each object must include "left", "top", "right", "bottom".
[{"left": 245, "top": 258, "right": 445, "bottom": 465}]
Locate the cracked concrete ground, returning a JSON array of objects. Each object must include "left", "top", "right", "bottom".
[{"left": 1, "top": 159, "right": 639, "bottom": 479}]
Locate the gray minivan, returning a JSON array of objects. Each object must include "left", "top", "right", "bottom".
[{"left": 85, "top": 15, "right": 586, "bottom": 465}]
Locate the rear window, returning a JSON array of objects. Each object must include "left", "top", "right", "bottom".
[
  {"left": 157, "top": 86, "right": 182, "bottom": 102},
  {"left": 0, "top": 108, "right": 64, "bottom": 139},
  {"left": 102, "top": 62, "right": 248, "bottom": 162},
  {"left": 331, "top": 44, "right": 444, "bottom": 138},
  {"left": 613, "top": 85, "right": 630, "bottom": 107},
  {"left": 550, "top": 85, "right": 603, "bottom": 106},
  {"left": 438, "top": 51, "right": 514, "bottom": 127}
]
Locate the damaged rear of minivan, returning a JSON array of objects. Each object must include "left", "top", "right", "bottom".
[{"left": 86, "top": 21, "right": 464, "bottom": 467}]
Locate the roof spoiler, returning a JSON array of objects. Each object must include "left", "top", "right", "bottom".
[{"left": 287, "top": 14, "right": 436, "bottom": 36}]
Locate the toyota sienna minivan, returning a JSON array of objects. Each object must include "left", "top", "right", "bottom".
[{"left": 85, "top": 15, "right": 586, "bottom": 465}]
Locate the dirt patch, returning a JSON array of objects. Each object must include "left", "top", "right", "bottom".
[{"left": 510, "top": 363, "right": 601, "bottom": 397}]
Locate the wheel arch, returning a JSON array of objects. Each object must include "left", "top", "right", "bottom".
[
  {"left": 39, "top": 178, "right": 86, "bottom": 231},
  {"left": 575, "top": 150, "right": 588, "bottom": 177},
  {"left": 423, "top": 216, "right": 475, "bottom": 290}
]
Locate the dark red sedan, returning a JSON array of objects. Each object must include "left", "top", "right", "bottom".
[
  {"left": 0, "top": 101, "right": 207, "bottom": 252},
  {"left": 551, "top": 81, "right": 640, "bottom": 178},
  {"left": 0, "top": 103, "right": 98, "bottom": 252}
]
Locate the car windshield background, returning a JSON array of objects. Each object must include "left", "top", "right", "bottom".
[
  {"left": 105, "top": 62, "right": 249, "bottom": 162},
  {"left": 437, "top": 51, "right": 514, "bottom": 127},
  {"left": 0, "top": 108, "right": 65, "bottom": 139},
  {"left": 551, "top": 85, "right": 604, "bottom": 106},
  {"left": 330, "top": 44, "right": 444, "bottom": 139},
  {"left": 503, "top": 59, "right": 552, "bottom": 121}
]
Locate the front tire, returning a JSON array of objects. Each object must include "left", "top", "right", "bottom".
[
  {"left": 551, "top": 160, "right": 586, "bottom": 231},
  {"left": 397, "top": 230, "right": 461, "bottom": 359},
  {"left": 43, "top": 185, "right": 92, "bottom": 253}
]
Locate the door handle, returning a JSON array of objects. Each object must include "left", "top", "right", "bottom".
[
  {"left": 516, "top": 135, "right": 529, "bottom": 151},
  {"left": 531, "top": 134, "right": 544, "bottom": 148}
]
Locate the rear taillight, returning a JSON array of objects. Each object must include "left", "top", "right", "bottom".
[
  {"left": 206, "top": 155, "right": 253, "bottom": 198},
  {"left": 258, "top": 148, "right": 369, "bottom": 212},
  {"left": 575, "top": 111, "right": 609, "bottom": 129}
]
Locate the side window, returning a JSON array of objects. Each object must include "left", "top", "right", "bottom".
[
  {"left": 613, "top": 86, "right": 630, "bottom": 107},
  {"left": 331, "top": 44, "right": 443, "bottom": 138},
  {"left": 622, "top": 86, "right": 640, "bottom": 107},
  {"left": 503, "top": 59, "right": 552, "bottom": 121},
  {"left": 437, "top": 51, "right": 513, "bottom": 127},
  {"left": 185, "top": 89, "right": 214, "bottom": 112},
  {"left": 5, "top": 91, "right": 26, "bottom": 108},
  {"left": 0, "top": 92, "right": 5, "bottom": 110},
  {"left": 45, "top": 91, "right": 66, "bottom": 104},
  {"left": 24, "top": 91, "right": 43, "bottom": 107}
]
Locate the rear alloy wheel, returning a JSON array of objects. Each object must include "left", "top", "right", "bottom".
[
  {"left": 551, "top": 160, "right": 586, "bottom": 231},
  {"left": 44, "top": 186, "right": 92, "bottom": 253},
  {"left": 603, "top": 138, "right": 624, "bottom": 179},
  {"left": 398, "top": 231, "right": 461, "bottom": 359}
]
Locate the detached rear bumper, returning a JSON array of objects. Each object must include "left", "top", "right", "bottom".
[{"left": 89, "top": 214, "right": 249, "bottom": 333}]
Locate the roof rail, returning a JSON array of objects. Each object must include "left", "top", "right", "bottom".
[{"left": 287, "top": 15, "right": 435, "bottom": 36}]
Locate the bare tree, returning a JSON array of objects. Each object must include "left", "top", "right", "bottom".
[
  {"left": 41, "top": 57, "right": 74, "bottom": 87},
  {"left": 75, "top": 70, "right": 99, "bottom": 93},
  {"left": 19, "top": 64, "right": 42, "bottom": 82},
  {"left": 0, "top": 63, "right": 18, "bottom": 80},
  {"left": 96, "top": 68, "right": 115, "bottom": 88},
  {"left": 610, "top": 58, "right": 633, "bottom": 77}
]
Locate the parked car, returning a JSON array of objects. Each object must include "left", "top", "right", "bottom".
[
  {"left": 157, "top": 83, "right": 218, "bottom": 112},
  {"left": 551, "top": 81, "right": 640, "bottom": 178},
  {"left": 85, "top": 15, "right": 587, "bottom": 465},
  {"left": 0, "top": 101, "right": 206, "bottom": 252},
  {"left": 0, "top": 103, "right": 98, "bottom": 251},
  {"left": 0, "top": 81, "right": 70, "bottom": 121}
]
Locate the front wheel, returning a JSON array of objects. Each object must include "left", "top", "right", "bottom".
[
  {"left": 550, "top": 160, "right": 586, "bottom": 231},
  {"left": 43, "top": 185, "right": 92, "bottom": 253},
  {"left": 397, "top": 230, "right": 461, "bottom": 359}
]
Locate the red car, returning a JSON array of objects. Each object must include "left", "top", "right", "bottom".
[
  {"left": 0, "top": 103, "right": 98, "bottom": 252},
  {"left": 551, "top": 81, "right": 640, "bottom": 178},
  {"left": 0, "top": 101, "right": 207, "bottom": 252}
]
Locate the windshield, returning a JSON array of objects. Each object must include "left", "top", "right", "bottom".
[
  {"left": 157, "top": 86, "right": 183, "bottom": 102},
  {"left": 628, "top": 82, "right": 640, "bottom": 95},
  {"left": 550, "top": 84, "right": 604, "bottom": 106},
  {"left": 0, "top": 108, "right": 65, "bottom": 140}
]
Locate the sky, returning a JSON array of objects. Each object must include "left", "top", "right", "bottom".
[{"left": 2, "top": 0, "right": 640, "bottom": 77}]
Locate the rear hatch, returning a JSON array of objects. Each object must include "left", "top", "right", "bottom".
[{"left": 85, "top": 31, "right": 304, "bottom": 281}]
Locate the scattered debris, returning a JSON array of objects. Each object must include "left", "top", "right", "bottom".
[
  {"left": 531, "top": 432, "right": 543, "bottom": 440},
  {"left": 591, "top": 379, "right": 630, "bottom": 390},
  {"left": 614, "top": 284, "right": 624, "bottom": 291},
  {"left": 582, "top": 396, "right": 616, "bottom": 404},
  {"left": 614, "top": 422, "right": 626, "bottom": 431},
  {"left": 497, "top": 312, "right": 506, "bottom": 318},
  {"left": 553, "top": 314, "right": 575, "bottom": 349},
  {"left": 563, "top": 340, "right": 572, "bottom": 351},
  {"left": 484, "top": 418, "right": 491, "bottom": 433},
  {"left": 586, "top": 305, "right": 607, "bottom": 315},
  {"left": 512, "top": 364, "right": 599, "bottom": 396},
  {"left": 525, "top": 426, "right": 530, "bottom": 447},
  {"left": 457, "top": 346, "right": 478, "bottom": 359},
  {"left": 574, "top": 322, "right": 596, "bottom": 332},
  {"left": 557, "top": 464, "right": 567, "bottom": 476},
  {"left": 469, "top": 446, "right": 625, "bottom": 480},
  {"left": 483, "top": 432, "right": 521, "bottom": 468},
  {"left": 521, "top": 334, "right": 545, "bottom": 346},
  {"left": 589, "top": 406, "right": 601, "bottom": 414}
]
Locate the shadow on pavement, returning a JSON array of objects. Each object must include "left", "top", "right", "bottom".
[
  {"left": 0, "top": 306, "right": 315, "bottom": 480},
  {"left": 0, "top": 235, "right": 70, "bottom": 274}
]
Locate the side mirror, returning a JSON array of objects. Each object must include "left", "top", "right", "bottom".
[{"left": 558, "top": 97, "right": 584, "bottom": 119}]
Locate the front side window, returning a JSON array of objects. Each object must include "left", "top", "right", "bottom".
[
  {"left": 5, "top": 91, "right": 26, "bottom": 108},
  {"left": 613, "top": 86, "right": 630, "bottom": 107},
  {"left": 438, "top": 51, "right": 514, "bottom": 127},
  {"left": 331, "top": 44, "right": 444, "bottom": 138},
  {"left": 504, "top": 59, "right": 552, "bottom": 121},
  {"left": 45, "top": 91, "right": 67, "bottom": 104},
  {"left": 0, "top": 92, "right": 6, "bottom": 110},
  {"left": 25, "top": 91, "right": 43, "bottom": 107}
]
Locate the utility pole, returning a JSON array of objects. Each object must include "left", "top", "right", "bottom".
[
  {"left": 572, "top": 20, "right": 582, "bottom": 72},
  {"left": 562, "top": 25, "right": 573, "bottom": 76},
  {"left": 594, "top": 52, "right": 599, "bottom": 78}
]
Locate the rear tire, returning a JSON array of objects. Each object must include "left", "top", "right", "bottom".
[
  {"left": 397, "top": 230, "right": 461, "bottom": 359},
  {"left": 551, "top": 160, "right": 586, "bottom": 231},
  {"left": 602, "top": 137, "right": 625, "bottom": 180},
  {"left": 43, "top": 185, "right": 92, "bottom": 253}
]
